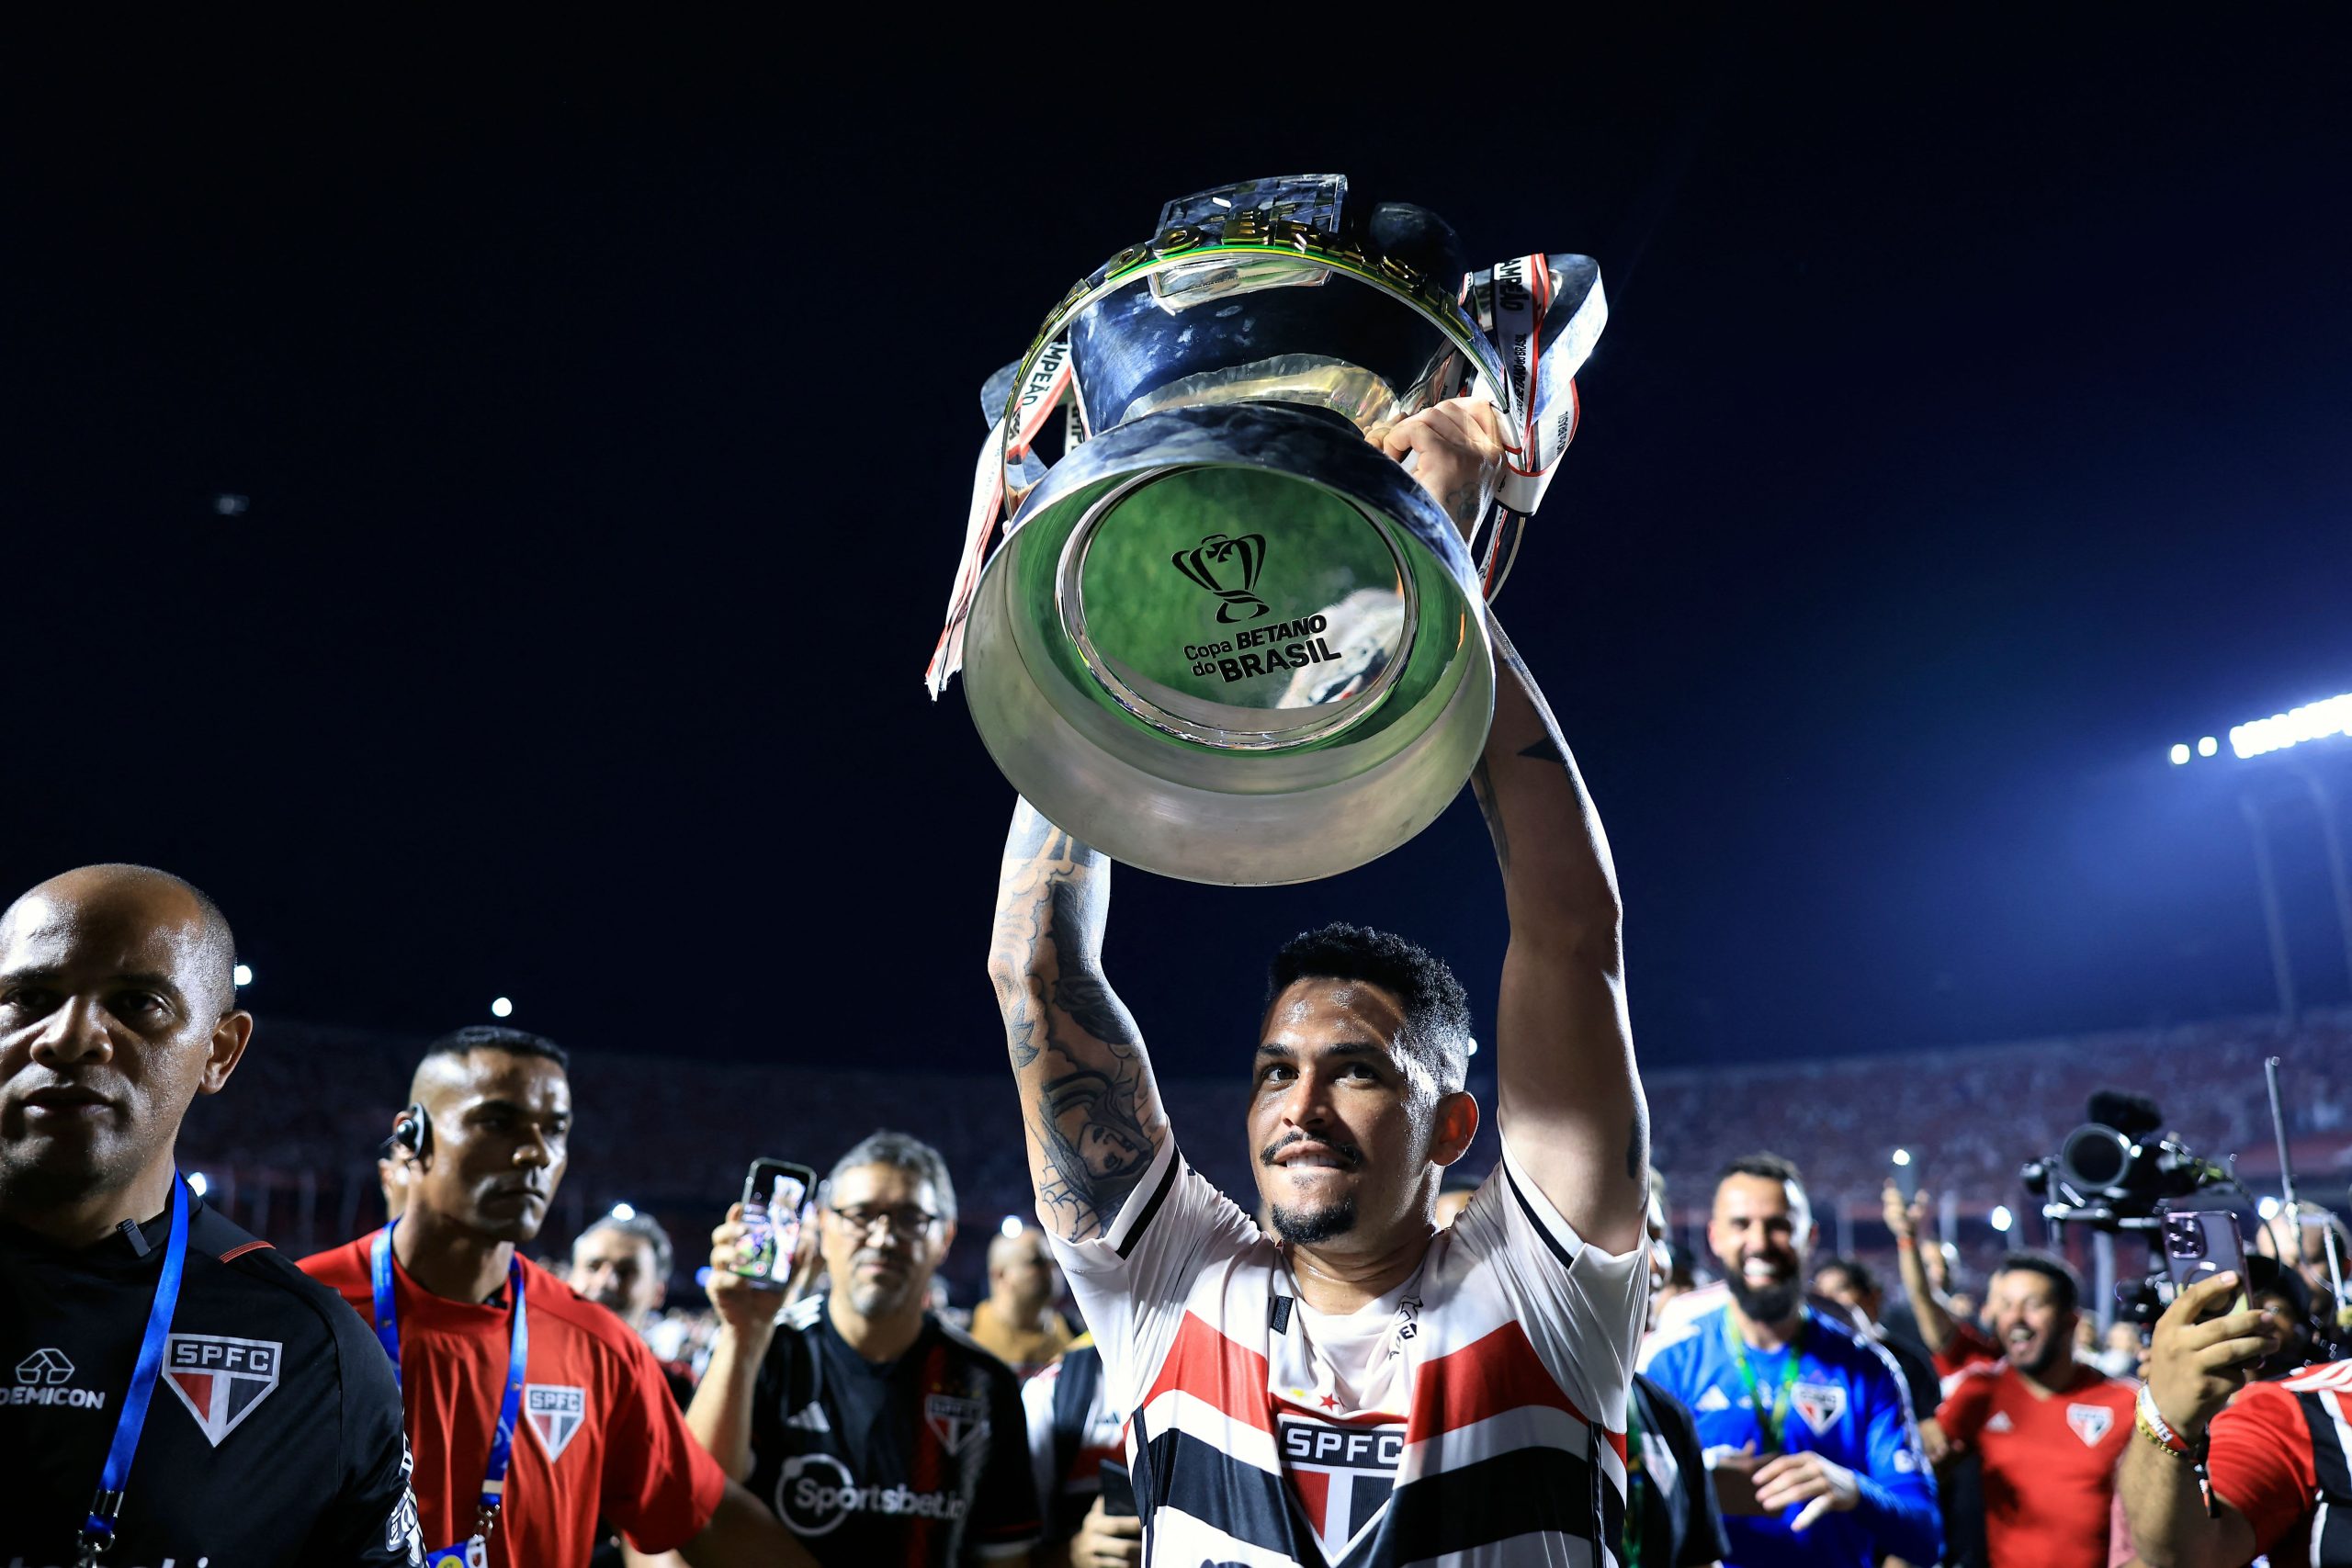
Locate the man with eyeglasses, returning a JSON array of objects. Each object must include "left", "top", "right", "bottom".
[{"left": 689, "top": 1129, "right": 1041, "bottom": 1566}]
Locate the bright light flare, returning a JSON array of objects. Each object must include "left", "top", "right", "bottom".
[
  {"left": 1891, "top": 1148, "right": 1912, "bottom": 1167},
  {"left": 188, "top": 1172, "right": 209, "bottom": 1197},
  {"left": 491, "top": 997, "right": 514, "bottom": 1019},
  {"left": 2169, "top": 743, "right": 2191, "bottom": 765},
  {"left": 232, "top": 963, "right": 254, "bottom": 987},
  {"left": 2198, "top": 736, "right": 2218, "bottom": 758},
  {"left": 2259, "top": 1195, "right": 2281, "bottom": 1220},
  {"left": 1000, "top": 1215, "right": 1025, "bottom": 1239},
  {"left": 1989, "top": 1204, "right": 2013, "bottom": 1233},
  {"left": 2230, "top": 692, "right": 2352, "bottom": 760},
  {"left": 610, "top": 1201, "right": 637, "bottom": 1222}
]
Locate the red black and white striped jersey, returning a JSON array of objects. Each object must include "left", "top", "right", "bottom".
[
  {"left": 1048, "top": 1134, "right": 1647, "bottom": 1567},
  {"left": 2209, "top": 1359, "right": 2352, "bottom": 1566}
]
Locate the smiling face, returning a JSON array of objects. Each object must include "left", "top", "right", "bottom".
[
  {"left": 1709, "top": 1172, "right": 1812, "bottom": 1325},
  {"left": 1247, "top": 977, "right": 1475, "bottom": 1250},
  {"left": 0, "top": 869, "right": 251, "bottom": 1211},
  {"left": 402, "top": 1048, "right": 571, "bottom": 1244},
  {"left": 1987, "top": 1266, "right": 2075, "bottom": 1379}
]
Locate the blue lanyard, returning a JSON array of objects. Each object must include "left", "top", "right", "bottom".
[
  {"left": 371, "top": 1220, "right": 528, "bottom": 1565},
  {"left": 77, "top": 1174, "right": 191, "bottom": 1565}
]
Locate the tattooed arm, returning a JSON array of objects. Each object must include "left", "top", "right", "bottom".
[
  {"left": 1469, "top": 616, "right": 1650, "bottom": 1256},
  {"left": 986, "top": 799, "right": 1171, "bottom": 1244}
]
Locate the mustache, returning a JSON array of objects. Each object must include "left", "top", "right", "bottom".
[{"left": 1259, "top": 1131, "right": 1363, "bottom": 1168}]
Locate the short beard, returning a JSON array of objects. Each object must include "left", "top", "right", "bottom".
[
  {"left": 1728, "top": 1275, "right": 1802, "bottom": 1325},
  {"left": 1269, "top": 1196, "right": 1357, "bottom": 1246}
]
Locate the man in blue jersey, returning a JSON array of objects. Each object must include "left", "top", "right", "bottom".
[{"left": 1641, "top": 1153, "right": 1939, "bottom": 1567}]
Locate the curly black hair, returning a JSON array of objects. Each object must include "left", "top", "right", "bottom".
[{"left": 1266, "top": 921, "right": 1473, "bottom": 1096}]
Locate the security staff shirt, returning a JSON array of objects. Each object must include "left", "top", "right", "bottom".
[
  {"left": 749, "top": 1294, "right": 1040, "bottom": 1566},
  {"left": 0, "top": 1190, "right": 424, "bottom": 1566},
  {"left": 302, "top": 1234, "right": 725, "bottom": 1568}
]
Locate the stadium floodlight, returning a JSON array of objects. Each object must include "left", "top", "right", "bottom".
[
  {"left": 1000, "top": 1215, "right": 1024, "bottom": 1239},
  {"left": 188, "top": 1172, "right": 209, "bottom": 1197},
  {"left": 2229, "top": 691, "right": 2352, "bottom": 760},
  {"left": 491, "top": 996, "right": 514, "bottom": 1019},
  {"left": 2198, "top": 737, "right": 2219, "bottom": 758},
  {"left": 232, "top": 963, "right": 254, "bottom": 987},
  {"left": 1989, "top": 1203, "right": 2013, "bottom": 1233},
  {"left": 610, "top": 1201, "right": 636, "bottom": 1222},
  {"left": 1891, "top": 1148, "right": 1912, "bottom": 1167},
  {"left": 2169, "top": 743, "right": 2191, "bottom": 766}
]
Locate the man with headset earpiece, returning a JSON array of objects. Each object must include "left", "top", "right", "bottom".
[{"left": 304, "top": 1024, "right": 815, "bottom": 1568}]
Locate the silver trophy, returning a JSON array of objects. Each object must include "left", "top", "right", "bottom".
[{"left": 928, "top": 175, "right": 1605, "bottom": 886}]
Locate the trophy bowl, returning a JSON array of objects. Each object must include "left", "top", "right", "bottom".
[{"left": 961, "top": 398, "right": 1493, "bottom": 886}]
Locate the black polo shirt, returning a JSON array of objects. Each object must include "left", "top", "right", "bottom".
[
  {"left": 748, "top": 1294, "right": 1039, "bottom": 1567},
  {"left": 0, "top": 1186, "right": 422, "bottom": 1565}
]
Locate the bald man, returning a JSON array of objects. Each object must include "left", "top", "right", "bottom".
[
  {"left": 301, "top": 1025, "right": 813, "bottom": 1568},
  {"left": 1, "top": 863, "right": 427, "bottom": 1563},
  {"left": 970, "top": 1224, "right": 1077, "bottom": 1379}
]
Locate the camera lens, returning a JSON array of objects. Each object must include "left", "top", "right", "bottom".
[{"left": 2060, "top": 1123, "right": 2134, "bottom": 1196}]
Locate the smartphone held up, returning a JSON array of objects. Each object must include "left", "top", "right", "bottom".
[{"left": 735, "top": 1158, "right": 817, "bottom": 1290}]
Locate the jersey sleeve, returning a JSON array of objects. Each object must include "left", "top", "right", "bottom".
[
  {"left": 1447, "top": 1127, "right": 1649, "bottom": 1433},
  {"left": 1931, "top": 1316, "right": 2000, "bottom": 1378},
  {"left": 1847, "top": 1342, "right": 1943, "bottom": 1564},
  {"left": 1044, "top": 1139, "right": 1261, "bottom": 1418},
  {"left": 968, "top": 1361, "right": 1046, "bottom": 1558},
  {"left": 1935, "top": 1361, "right": 1996, "bottom": 1444},
  {"left": 600, "top": 1325, "right": 729, "bottom": 1552},
  {"left": 2205, "top": 1378, "right": 2322, "bottom": 1552},
  {"left": 310, "top": 1291, "right": 426, "bottom": 1565}
]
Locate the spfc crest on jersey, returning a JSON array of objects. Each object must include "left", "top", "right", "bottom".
[
  {"left": 162, "top": 1334, "right": 280, "bottom": 1446},
  {"left": 1791, "top": 1381, "right": 1848, "bottom": 1437},
  {"left": 2067, "top": 1402, "right": 2115, "bottom": 1446},
  {"left": 925, "top": 1392, "right": 989, "bottom": 1456},
  {"left": 1280, "top": 1415, "right": 1405, "bottom": 1562},
  {"left": 526, "top": 1384, "right": 588, "bottom": 1461}
]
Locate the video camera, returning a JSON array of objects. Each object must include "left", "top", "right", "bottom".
[{"left": 2019, "top": 1089, "right": 2226, "bottom": 1234}]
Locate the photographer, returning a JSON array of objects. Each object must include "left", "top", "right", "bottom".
[{"left": 2119, "top": 1269, "right": 2352, "bottom": 1566}]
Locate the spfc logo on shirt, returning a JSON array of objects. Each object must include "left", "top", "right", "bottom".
[
  {"left": 1791, "top": 1381, "right": 1847, "bottom": 1437},
  {"left": 924, "top": 1392, "right": 989, "bottom": 1456},
  {"left": 1279, "top": 1415, "right": 1405, "bottom": 1562},
  {"left": 526, "top": 1384, "right": 588, "bottom": 1461},
  {"left": 2067, "top": 1402, "right": 2115, "bottom": 1447},
  {"left": 162, "top": 1334, "right": 280, "bottom": 1446}
]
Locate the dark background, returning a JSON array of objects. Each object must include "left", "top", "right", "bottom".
[{"left": 3, "top": 17, "right": 2347, "bottom": 1089}]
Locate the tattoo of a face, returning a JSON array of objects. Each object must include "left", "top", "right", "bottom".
[{"left": 1033, "top": 1066, "right": 1155, "bottom": 1237}]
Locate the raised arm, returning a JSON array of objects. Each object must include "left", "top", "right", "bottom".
[
  {"left": 1469, "top": 616, "right": 1648, "bottom": 1255},
  {"left": 987, "top": 798, "right": 1170, "bottom": 1243},
  {"left": 1882, "top": 1180, "right": 1959, "bottom": 1354}
]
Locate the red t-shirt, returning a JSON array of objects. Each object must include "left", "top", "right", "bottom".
[
  {"left": 2208, "top": 1359, "right": 2352, "bottom": 1565},
  {"left": 301, "top": 1235, "right": 724, "bottom": 1567},
  {"left": 1931, "top": 1316, "right": 2001, "bottom": 1378},
  {"left": 1938, "top": 1357, "right": 2135, "bottom": 1568}
]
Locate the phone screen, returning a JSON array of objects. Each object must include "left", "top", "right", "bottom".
[
  {"left": 1891, "top": 1151, "right": 1919, "bottom": 1204},
  {"left": 735, "top": 1159, "right": 817, "bottom": 1288},
  {"left": 2163, "top": 1211, "right": 2251, "bottom": 1323}
]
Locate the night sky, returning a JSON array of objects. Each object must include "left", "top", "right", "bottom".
[{"left": 6, "top": 17, "right": 2347, "bottom": 1081}]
